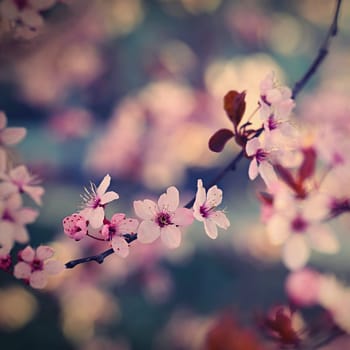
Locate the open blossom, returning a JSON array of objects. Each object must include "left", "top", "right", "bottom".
[
  {"left": 62, "top": 213, "right": 88, "bottom": 241},
  {"left": 193, "top": 179, "right": 230, "bottom": 239},
  {"left": 134, "top": 186, "right": 193, "bottom": 248},
  {"left": 0, "top": 194, "right": 38, "bottom": 253},
  {"left": 14, "top": 245, "right": 63, "bottom": 289},
  {"left": 79, "top": 174, "right": 119, "bottom": 228},
  {"left": 0, "top": 165, "right": 44, "bottom": 205},
  {"left": 100, "top": 213, "right": 139, "bottom": 258}
]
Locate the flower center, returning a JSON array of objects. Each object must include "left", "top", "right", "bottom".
[
  {"left": 267, "top": 115, "right": 278, "bottom": 130},
  {"left": 2, "top": 209, "right": 13, "bottom": 222},
  {"left": 156, "top": 212, "right": 172, "bottom": 228},
  {"left": 200, "top": 205, "right": 210, "bottom": 218},
  {"left": 14, "top": 0, "right": 29, "bottom": 10},
  {"left": 291, "top": 216, "right": 308, "bottom": 233},
  {"left": 256, "top": 148, "right": 268, "bottom": 162},
  {"left": 31, "top": 259, "right": 43, "bottom": 271}
]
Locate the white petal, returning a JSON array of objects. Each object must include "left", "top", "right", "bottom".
[
  {"left": 119, "top": 218, "right": 139, "bottom": 233},
  {"left": 14, "top": 262, "right": 31, "bottom": 279},
  {"left": 158, "top": 186, "right": 179, "bottom": 212},
  {"left": 111, "top": 237, "right": 129, "bottom": 258},
  {"left": 193, "top": 179, "right": 206, "bottom": 210},
  {"left": 96, "top": 174, "right": 111, "bottom": 196},
  {"left": 172, "top": 208, "right": 194, "bottom": 226},
  {"left": 14, "top": 226, "right": 29, "bottom": 243},
  {"left": 266, "top": 214, "right": 290, "bottom": 245},
  {"left": 308, "top": 225, "right": 339, "bottom": 254},
  {"left": 134, "top": 199, "right": 157, "bottom": 220},
  {"left": 0, "top": 1, "right": 18, "bottom": 20},
  {"left": 110, "top": 213, "right": 126, "bottom": 225},
  {"left": 210, "top": 211, "right": 230, "bottom": 229},
  {"left": 20, "top": 9, "right": 43, "bottom": 28},
  {"left": 246, "top": 138, "right": 260, "bottom": 156},
  {"left": 16, "top": 208, "right": 39, "bottom": 225},
  {"left": 100, "top": 191, "right": 119, "bottom": 205},
  {"left": 137, "top": 220, "right": 160, "bottom": 244},
  {"left": 204, "top": 219, "right": 218, "bottom": 239},
  {"left": 30, "top": 271, "right": 47, "bottom": 289},
  {"left": 248, "top": 159, "right": 259, "bottom": 180},
  {"left": 88, "top": 207, "right": 104, "bottom": 228},
  {"left": 36, "top": 245, "right": 54, "bottom": 260},
  {"left": 160, "top": 225, "right": 181, "bottom": 248},
  {"left": 23, "top": 185, "right": 45, "bottom": 206},
  {"left": 206, "top": 185, "right": 223, "bottom": 207},
  {"left": 259, "top": 161, "right": 278, "bottom": 188},
  {"left": 283, "top": 235, "right": 310, "bottom": 270}
]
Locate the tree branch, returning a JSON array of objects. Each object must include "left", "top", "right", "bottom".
[{"left": 292, "top": 0, "right": 342, "bottom": 99}]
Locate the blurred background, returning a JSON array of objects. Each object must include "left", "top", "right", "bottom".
[{"left": 1, "top": 0, "right": 350, "bottom": 349}]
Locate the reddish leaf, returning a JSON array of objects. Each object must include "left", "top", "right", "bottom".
[
  {"left": 224, "top": 90, "right": 246, "bottom": 127},
  {"left": 298, "top": 147, "right": 316, "bottom": 183},
  {"left": 209, "top": 128, "right": 234, "bottom": 152}
]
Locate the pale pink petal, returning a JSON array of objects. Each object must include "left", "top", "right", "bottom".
[
  {"left": 0, "top": 221, "right": 15, "bottom": 242},
  {"left": 36, "top": 245, "right": 54, "bottom": 260},
  {"left": 0, "top": 127, "right": 26, "bottom": 145},
  {"left": 7, "top": 193, "right": 22, "bottom": 209},
  {"left": 308, "top": 225, "right": 339, "bottom": 254},
  {"left": 0, "top": 182, "right": 17, "bottom": 197},
  {"left": 96, "top": 174, "right": 111, "bottom": 196},
  {"left": 30, "top": 271, "right": 48, "bottom": 289},
  {"left": 20, "top": 246, "right": 35, "bottom": 262},
  {"left": 193, "top": 208, "right": 205, "bottom": 222},
  {"left": 110, "top": 213, "right": 126, "bottom": 225},
  {"left": 248, "top": 159, "right": 259, "bottom": 180},
  {"left": 283, "top": 235, "right": 310, "bottom": 270},
  {"left": 134, "top": 199, "right": 157, "bottom": 220},
  {"left": 79, "top": 207, "right": 92, "bottom": 220},
  {"left": 23, "top": 185, "right": 45, "bottom": 206},
  {"left": 119, "top": 218, "right": 139, "bottom": 233},
  {"left": 210, "top": 211, "right": 230, "bottom": 229},
  {"left": 14, "top": 225, "right": 29, "bottom": 243},
  {"left": 30, "top": 0, "right": 56, "bottom": 10},
  {"left": 172, "top": 208, "right": 194, "bottom": 226},
  {"left": 193, "top": 179, "right": 206, "bottom": 211},
  {"left": 266, "top": 214, "right": 290, "bottom": 245},
  {"left": 158, "top": 186, "right": 179, "bottom": 212},
  {"left": 88, "top": 206, "right": 104, "bottom": 228},
  {"left": 207, "top": 186, "right": 223, "bottom": 207},
  {"left": 160, "top": 225, "right": 181, "bottom": 248},
  {"left": 0, "top": 231, "right": 14, "bottom": 255},
  {"left": 14, "top": 262, "right": 31, "bottom": 279},
  {"left": 203, "top": 219, "right": 217, "bottom": 239},
  {"left": 259, "top": 161, "right": 278, "bottom": 188},
  {"left": 100, "top": 224, "right": 109, "bottom": 239},
  {"left": 246, "top": 138, "right": 260, "bottom": 157},
  {"left": 0, "top": 149, "right": 6, "bottom": 173},
  {"left": 9, "top": 165, "right": 30, "bottom": 181},
  {"left": 44, "top": 260, "right": 64, "bottom": 274},
  {"left": 20, "top": 9, "right": 43, "bottom": 28},
  {"left": 16, "top": 208, "right": 39, "bottom": 224},
  {"left": 111, "top": 237, "right": 129, "bottom": 258},
  {"left": 0, "top": 1, "right": 18, "bottom": 21},
  {"left": 100, "top": 190, "right": 119, "bottom": 205},
  {"left": 138, "top": 220, "right": 160, "bottom": 244},
  {"left": 0, "top": 112, "right": 7, "bottom": 129},
  {"left": 303, "top": 194, "right": 330, "bottom": 221}
]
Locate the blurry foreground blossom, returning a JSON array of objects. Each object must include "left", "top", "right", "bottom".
[
  {"left": 14, "top": 245, "right": 63, "bottom": 289},
  {"left": 193, "top": 179, "right": 230, "bottom": 239},
  {"left": 134, "top": 186, "right": 193, "bottom": 248}
]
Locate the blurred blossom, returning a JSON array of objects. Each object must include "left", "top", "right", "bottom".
[
  {"left": 79, "top": 337, "right": 130, "bottom": 350},
  {"left": 0, "top": 286, "right": 38, "bottom": 330},
  {"left": 47, "top": 107, "right": 94, "bottom": 141},
  {"left": 85, "top": 80, "right": 220, "bottom": 188},
  {"left": 159, "top": 0, "right": 221, "bottom": 16}
]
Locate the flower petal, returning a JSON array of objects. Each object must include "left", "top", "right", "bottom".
[
  {"left": 158, "top": 186, "right": 179, "bottom": 212},
  {"left": 100, "top": 190, "right": 119, "bottom": 205},
  {"left": 308, "top": 225, "right": 339, "bottom": 254},
  {"left": 111, "top": 237, "right": 129, "bottom": 258},
  {"left": 30, "top": 271, "right": 48, "bottom": 289},
  {"left": 160, "top": 225, "right": 181, "bottom": 248},
  {"left": 14, "top": 262, "right": 31, "bottom": 279},
  {"left": 246, "top": 138, "right": 260, "bottom": 156},
  {"left": 88, "top": 206, "right": 104, "bottom": 228},
  {"left": 206, "top": 185, "right": 223, "bottom": 207},
  {"left": 20, "top": 246, "right": 35, "bottom": 262},
  {"left": 137, "top": 220, "right": 160, "bottom": 244},
  {"left": 173, "top": 208, "right": 194, "bottom": 226},
  {"left": 210, "top": 211, "right": 230, "bottom": 229},
  {"left": 134, "top": 199, "right": 157, "bottom": 220},
  {"left": 283, "top": 235, "right": 310, "bottom": 270},
  {"left": 204, "top": 219, "right": 218, "bottom": 239},
  {"left": 23, "top": 185, "right": 45, "bottom": 206},
  {"left": 110, "top": 213, "right": 126, "bottom": 225},
  {"left": 193, "top": 179, "right": 206, "bottom": 210},
  {"left": 96, "top": 174, "right": 111, "bottom": 196},
  {"left": 0, "top": 127, "right": 26, "bottom": 145},
  {"left": 119, "top": 218, "right": 139, "bottom": 233},
  {"left": 36, "top": 245, "right": 54, "bottom": 260},
  {"left": 248, "top": 159, "right": 259, "bottom": 180}
]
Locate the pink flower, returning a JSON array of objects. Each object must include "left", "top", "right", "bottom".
[
  {"left": 0, "top": 253, "right": 11, "bottom": 272},
  {"left": 100, "top": 213, "right": 139, "bottom": 258},
  {"left": 0, "top": 165, "right": 44, "bottom": 205},
  {"left": 134, "top": 186, "right": 193, "bottom": 248},
  {"left": 193, "top": 179, "right": 230, "bottom": 239},
  {"left": 62, "top": 213, "right": 88, "bottom": 241},
  {"left": 0, "top": 194, "right": 38, "bottom": 252},
  {"left": 14, "top": 245, "right": 63, "bottom": 289},
  {"left": 79, "top": 174, "right": 119, "bottom": 228}
]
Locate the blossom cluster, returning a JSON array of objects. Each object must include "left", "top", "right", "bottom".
[
  {"left": 0, "top": 111, "right": 62, "bottom": 288},
  {"left": 63, "top": 175, "right": 230, "bottom": 257}
]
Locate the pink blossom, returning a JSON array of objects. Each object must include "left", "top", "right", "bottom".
[
  {"left": 134, "top": 186, "right": 193, "bottom": 248},
  {"left": 0, "top": 194, "right": 38, "bottom": 252},
  {"left": 79, "top": 174, "right": 119, "bottom": 228},
  {"left": 14, "top": 245, "right": 64, "bottom": 289},
  {"left": 0, "top": 165, "right": 44, "bottom": 205},
  {"left": 193, "top": 179, "right": 230, "bottom": 239},
  {"left": 100, "top": 213, "right": 139, "bottom": 258},
  {"left": 0, "top": 252, "right": 11, "bottom": 271},
  {"left": 62, "top": 213, "right": 88, "bottom": 241}
]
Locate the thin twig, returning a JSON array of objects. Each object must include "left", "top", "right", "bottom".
[{"left": 292, "top": 0, "right": 342, "bottom": 99}]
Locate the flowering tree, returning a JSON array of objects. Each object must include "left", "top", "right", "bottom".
[{"left": 1, "top": 0, "right": 350, "bottom": 349}]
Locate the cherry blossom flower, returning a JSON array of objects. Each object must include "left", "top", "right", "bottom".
[
  {"left": 14, "top": 245, "right": 63, "bottom": 289},
  {"left": 0, "top": 165, "right": 44, "bottom": 205},
  {"left": 100, "top": 213, "right": 139, "bottom": 258},
  {"left": 134, "top": 186, "right": 193, "bottom": 248},
  {"left": 79, "top": 174, "right": 119, "bottom": 228},
  {"left": 193, "top": 179, "right": 230, "bottom": 239},
  {"left": 0, "top": 252, "right": 11, "bottom": 272},
  {"left": 62, "top": 213, "right": 88, "bottom": 241},
  {"left": 0, "top": 194, "right": 38, "bottom": 252}
]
